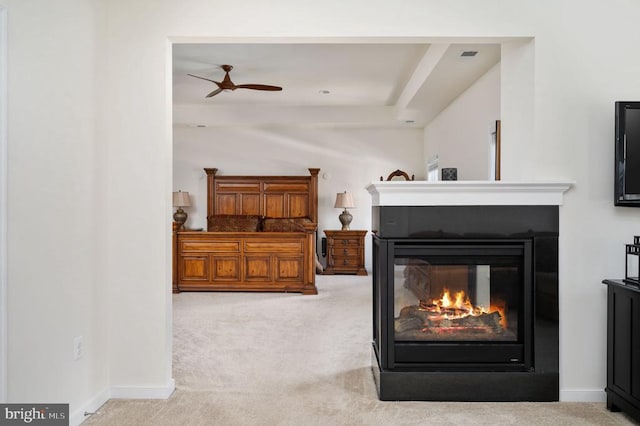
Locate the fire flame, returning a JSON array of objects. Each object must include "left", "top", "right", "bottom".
[{"left": 425, "top": 288, "right": 507, "bottom": 328}]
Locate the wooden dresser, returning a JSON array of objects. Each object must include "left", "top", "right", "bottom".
[{"left": 324, "top": 230, "right": 367, "bottom": 276}]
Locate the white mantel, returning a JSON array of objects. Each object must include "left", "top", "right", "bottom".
[{"left": 366, "top": 181, "right": 573, "bottom": 206}]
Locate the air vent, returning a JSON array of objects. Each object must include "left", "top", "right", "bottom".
[{"left": 460, "top": 50, "right": 478, "bottom": 57}]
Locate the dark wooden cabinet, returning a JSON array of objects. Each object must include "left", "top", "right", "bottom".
[
  {"left": 324, "top": 230, "right": 367, "bottom": 276},
  {"left": 603, "top": 279, "right": 640, "bottom": 423}
]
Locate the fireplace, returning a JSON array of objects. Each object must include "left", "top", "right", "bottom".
[
  {"left": 392, "top": 240, "right": 531, "bottom": 366},
  {"left": 367, "top": 181, "right": 571, "bottom": 401}
]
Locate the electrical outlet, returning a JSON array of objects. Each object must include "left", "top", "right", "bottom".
[{"left": 73, "top": 336, "right": 83, "bottom": 361}]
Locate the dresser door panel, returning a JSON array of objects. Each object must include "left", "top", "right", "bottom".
[
  {"left": 212, "top": 256, "right": 241, "bottom": 281},
  {"left": 244, "top": 256, "right": 272, "bottom": 281},
  {"left": 181, "top": 256, "right": 209, "bottom": 281}
]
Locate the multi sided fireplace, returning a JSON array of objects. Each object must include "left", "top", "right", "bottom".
[
  {"left": 367, "top": 181, "right": 571, "bottom": 402},
  {"left": 391, "top": 240, "right": 531, "bottom": 366}
]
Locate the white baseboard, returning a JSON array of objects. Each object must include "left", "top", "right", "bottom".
[
  {"left": 560, "top": 389, "right": 606, "bottom": 402},
  {"left": 70, "top": 386, "right": 110, "bottom": 426},
  {"left": 110, "top": 378, "right": 176, "bottom": 399},
  {"left": 71, "top": 379, "right": 175, "bottom": 425}
]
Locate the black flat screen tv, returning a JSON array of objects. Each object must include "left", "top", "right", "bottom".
[{"left": 615, "top": 101, "right": 640, "bottom": 206}]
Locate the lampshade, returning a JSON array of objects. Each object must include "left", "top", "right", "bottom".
[
  {"left": 173, "top": 191, "right": 191, "bottom": 207},
  {"left": 334, "top": 191, "right": 355, "bottom": 209}
]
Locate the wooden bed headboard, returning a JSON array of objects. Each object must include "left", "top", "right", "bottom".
[{"left": 204, "top": 168, "right": 320, "bottom": 223}]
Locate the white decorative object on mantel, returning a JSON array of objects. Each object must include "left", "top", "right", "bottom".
[{"left": 366, "top": 181, "right": 574, "bottom": 206}]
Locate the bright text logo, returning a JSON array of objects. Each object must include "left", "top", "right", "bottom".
[{"left": 0, "top": 404, "right": 68, "bottom": 425}]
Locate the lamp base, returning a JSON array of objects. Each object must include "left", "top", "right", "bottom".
[
  {"left": 339, "top": 209, "right": 352, "bottom": 230},
  {"left": 173, "top": 208, "right": 187, "bottom": 230}
]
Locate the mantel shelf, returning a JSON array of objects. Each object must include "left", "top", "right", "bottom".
[{"left": 366, "top": 181, "right": 574, "bottom": 207}]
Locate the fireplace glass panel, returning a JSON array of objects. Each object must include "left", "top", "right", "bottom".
[{"left": 394, "top": 245, "right": 524, "bottom": 343}]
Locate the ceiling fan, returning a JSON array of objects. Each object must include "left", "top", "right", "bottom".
[{"left": 188, "top": 64, "right": 283, "bottom": 98}]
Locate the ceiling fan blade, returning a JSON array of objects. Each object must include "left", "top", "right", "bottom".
[
  {"left": 234, "top": 84, "right": 282, "bottom": 91},
  {"left": 187, "top": 74, "right": 222, "bottom": 86},
  {"left": 206, "top": 88, "right": 223, "bottom": 98},
  {"left": 189, "top": 66, "right": 283, "bottom": 98}
]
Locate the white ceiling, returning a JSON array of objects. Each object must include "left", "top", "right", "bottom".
[{"left": 172, "top": 43, "right": 500, "bottom": 128}]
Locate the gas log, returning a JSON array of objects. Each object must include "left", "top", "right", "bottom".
[{"left": 395, "top": 304, "right": 504, "bottom": 340}]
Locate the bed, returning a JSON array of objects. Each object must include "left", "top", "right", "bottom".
[{"left": 173, "top": 168, "right": 320, "bottom": 295}]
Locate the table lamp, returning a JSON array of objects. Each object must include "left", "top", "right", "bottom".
[
  {"left": 172, "top": 190, "right": 191, "bottom": 229},
  {"left": 334, "top": 191, "right": 355, "bottom": 230}
]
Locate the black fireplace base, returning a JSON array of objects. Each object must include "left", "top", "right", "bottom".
[{"left": 372, "top": 346, "right": 558, "bottom": 401}]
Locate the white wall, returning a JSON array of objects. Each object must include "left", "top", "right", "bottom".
[
  {"left": 4, "top": 0, "right": 109, "bottom": 420},
  {"left": 424, "top": 63, "right": 500, "bottom": 180},
  {"left": 173, "top": 126, "right": 424, "bottom": 269},
  {"left": 0, "top": 4, "right": 7, "bottom": 403},
  {"left": 5, "top": 0, "right": 640, "bottom": 415},
  {"left": 501, "top": 39, "right": 536, "bottom": 180},
  {"left": 102, "top": 6, "right": 174, "bottom": 398}
]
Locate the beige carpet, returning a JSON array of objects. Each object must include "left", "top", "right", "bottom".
[{"left": 85, "top": 275, "right": 637, "bottom": 425}]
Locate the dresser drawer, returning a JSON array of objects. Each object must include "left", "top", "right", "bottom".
[{"left": 181, "top": 240, "right": 241, "bottom": 253}]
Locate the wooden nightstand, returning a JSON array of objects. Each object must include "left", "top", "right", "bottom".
[{"left": 324, "top": 230, "right": 367, "bottom": 276}]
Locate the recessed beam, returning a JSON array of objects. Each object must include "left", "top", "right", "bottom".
[{"left": 394, "top": 43, "right": 449, "bottom": 113}]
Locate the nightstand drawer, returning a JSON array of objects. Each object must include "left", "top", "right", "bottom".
[
  {"left": 331, "top": 256, "right": 359, "bottom": 267},
  {"left": 332, "top": 237, "right": 362, "bottom": 246},
  {"left": 331, "top": 247, "right": 360, "bottom": 257}
]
